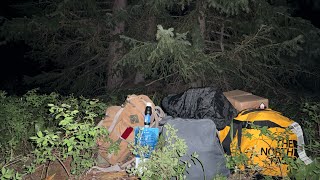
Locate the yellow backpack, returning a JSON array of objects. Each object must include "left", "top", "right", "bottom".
[{"left": 219, "top": 108, "right": 312, "bottom": 177}]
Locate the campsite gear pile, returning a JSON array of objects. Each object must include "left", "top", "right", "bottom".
[
  {"left": 97, "top": 87, "right": 313, "bottom": 179},
  {"left": 97, "top": 95, "right": 164, "bottom": 165}
]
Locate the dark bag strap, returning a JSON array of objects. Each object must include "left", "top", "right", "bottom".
[
  {"left": 222, "top": 120, "right": 242, "bottom": 155},
  {"left": 222, "top": 109, "right": 283, "bottom": 155}
]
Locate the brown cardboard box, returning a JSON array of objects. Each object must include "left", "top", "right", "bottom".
[
  {"left": 223, "top": 90, "right": 252, "bottom": 98},
  {"left": 223, "top": 90, "right": 252, "bottom": 107},
  {"left": 232, "top": 94, "right": 269, "bottom": 112}
]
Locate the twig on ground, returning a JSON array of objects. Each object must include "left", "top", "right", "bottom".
[
  {"left": 120, "top": 157, "right": 135, "bottom": 169},
  {"left": 45, "top": 160, "right": 51, "bottom": 179},
  {"left": 54, "top": 155, "right": 71, "bottom": 177}
]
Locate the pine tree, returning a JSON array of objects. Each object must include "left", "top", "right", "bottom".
[
  {"left": 1, "top": 0, "right": 116, "bottom": 94},
  {"left": 119, "top": 0, "right": 320, "bottom": 93},
  {"left": 107, "top": 0, "right": 126, "bottom": 90},
  {"left": 1, "top": 0, "right": 319, "bottom": 95}
]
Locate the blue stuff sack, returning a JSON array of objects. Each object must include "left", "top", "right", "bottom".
[{"left": 134, "top": 127, "right": 159, "bottom": 158}]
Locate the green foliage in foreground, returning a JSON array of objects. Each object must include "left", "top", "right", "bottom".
[
  {"left": 0, "top": 89, "right": 59, "bottom": 161},
  {"left": 128, "top": 124, "right": 203, "bottom": 180},
  {"left": 0, "top": 167, "right": 22, "bottom": 180},
  {"left": 289, "top": 158, "right": 320, "bottom": 180},
  {"left": 1, "top": 90, "right": 320, "bottom": 179},
  {"left": 0, "top": 89, "right": 111, "bottom": 178},
  {"left": 0, "top": 89, "right": 107, "bottom": 162},
  {"left": 301, "top": 102, "right": 320, "bottom": 156},
  {"left": 28, "top": 103, "right": 117, "bottom": 176}
]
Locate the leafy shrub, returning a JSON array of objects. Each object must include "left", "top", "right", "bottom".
[
  {"left": 284, "top": 101, "right": 320, "bottom": 179},
  {"left": 301, "top": 102, "right": 320, "bottom": 156},
  {"left": 0, "top": 90, "right": 55, "bottom": 161},
  {"left": 288, "top": 158, "right": 320, "bottom": 180},
  {"left": 0, "top": 167, "right": 22, "bottom": 180},
  {"left": 28, "top": 102, "right": 116, "bottom": 176},
  {"left": 0, "top": 89, "right": 111, "bottom": 178},
  {"left": 0, "top": 89, "right": 107, "bottom": 160}
]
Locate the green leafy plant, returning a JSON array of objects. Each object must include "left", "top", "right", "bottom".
[
  {"left": 212, "top": 174, "right": 228, "bottom": 180},
  {"left": 302, "top": 102, "right": 320, "bottom": 156},
  {"left": 28, "top": 101, "right": 115, "bottom": 176},
  {"left": 289, "top": 158, "right": 320, "bottom": 180},
  {"left": 0, "top": 89, "right": 108, "bottom": 163},
  {"left": 0, "top": 167, "right": 22, "bottom": 180},
  {"left": 128, "top": 124, "right": 203, "bottom": 180},
  {"left": 284, "top": 101, "right": 320, "bottom": 179},
  {"left": 0, "top": 89, "right": 54, "bottom": 162}
]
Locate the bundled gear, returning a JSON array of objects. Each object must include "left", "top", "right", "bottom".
[
  {"left": 219, "top": 108, "right": 313, "bottom": 177},
  {"left": 162, "top": 87, "right": 237, "bottom": 130},
  {"left": 161, "top": 117, "right": 230, "bottom": 179},
  {"left": 97, "top": 95, "right": 165, "bottom": 165}
]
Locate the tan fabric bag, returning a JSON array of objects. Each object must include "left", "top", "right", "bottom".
[{"left": 97, "top": 94, "right": 164, "bottom": 165}]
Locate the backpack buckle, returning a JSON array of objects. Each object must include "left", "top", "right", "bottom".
[{"left": 242, "top": 121, "right": 249, "bottom": 128}]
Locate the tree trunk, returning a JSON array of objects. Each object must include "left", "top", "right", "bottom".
[
  {"left": 190, "top": 0, "right": 207, "bottom": 88},
  {"left": 146, "top": 15, "right": 157, "bottom": 40},
  {"left": 197, "top": 0, "right": 206, "bottom": 41},
  {"left": 107, "top": 0, "right": 127, "bottom": 90},
  {"left": 134, "top": 15, "right": 156, "bottom": 85}
]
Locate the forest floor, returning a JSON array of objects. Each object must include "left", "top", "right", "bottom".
[{"left": 24, "top": 160, "right": 138, "bottom": 180}]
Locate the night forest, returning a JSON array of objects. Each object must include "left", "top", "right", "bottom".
[{"left": 0, "top": 0, "right": 320, "bottom": 179}]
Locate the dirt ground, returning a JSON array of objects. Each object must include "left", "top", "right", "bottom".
[{"left": 22, "top": 158, "right": 138, "bottom": 180}]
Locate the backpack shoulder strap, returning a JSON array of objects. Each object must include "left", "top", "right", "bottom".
[
  {"left": 289, "top": 122, "right": 313, "bottom": 165},
  {"left": 151, "top": 106, "right": 165, "bottom": 127},
  {"left": 108, "top": 106, "right": 125, "bottom": 132}
]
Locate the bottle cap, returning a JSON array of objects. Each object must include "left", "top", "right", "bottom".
[{"left": 146, "top": 102, "right": 152, "bottom": 107}]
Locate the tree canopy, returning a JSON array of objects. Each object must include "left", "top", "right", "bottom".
[{"left": 1, "top": 0, "right": 319, "bottom": 96}]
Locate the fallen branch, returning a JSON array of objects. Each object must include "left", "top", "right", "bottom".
[
  {"left": 120, "top": 157, "right": 136, "bottom": 169},
  {"left": 54, "top": 155, "right": 71, "bottom": 177}
]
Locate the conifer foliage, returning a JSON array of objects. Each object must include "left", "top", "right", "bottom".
[{"left": 0, "top": 0, "right": 319, "bottom": 94}]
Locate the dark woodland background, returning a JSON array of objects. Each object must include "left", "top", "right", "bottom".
[
  {"left": 0, "top": 0, "right": 320, "bottom": 101},
  {"left": 1, "top": 1, "right": 320, "bottom": 179}
]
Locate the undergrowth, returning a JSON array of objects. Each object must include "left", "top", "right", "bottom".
[
  {"left": 0, "top": 89, "right": 113, "bottom": 179},
  {"left": 0, "top": 89, "right": 320, "bottom": 179},
  {"left": 27, "top": 103, "right": 117, "bottom": 176}
]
